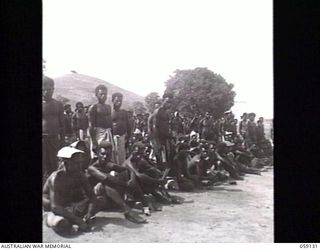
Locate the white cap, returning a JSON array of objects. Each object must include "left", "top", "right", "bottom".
[
  {"left": 57, "top": 146, "right": 84, "bottom": 159},
  {"left": 224, "top": 141, "right": 234, "bottom": 147},
  {"left": 133, "top": 128, "right": 142, "bottom": 134}
]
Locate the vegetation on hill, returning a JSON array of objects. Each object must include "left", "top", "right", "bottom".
[{"left": 53, "top": 73, "right": 145, "bottom": 109}]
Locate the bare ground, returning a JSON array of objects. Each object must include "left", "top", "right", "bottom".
[{"left": 43, "top": 168, "right": 273, "bottom": 243}]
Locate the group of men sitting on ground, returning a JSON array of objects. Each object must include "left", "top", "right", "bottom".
[{"left": 42, "top": 75, "right": 273, "bottom": 235}]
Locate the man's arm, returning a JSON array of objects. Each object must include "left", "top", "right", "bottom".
[
  {"left": 88, "top": 105, "right": 98, "bottom": 151},
  {"left": 57, "top": 102, "right": 65, "bottom": 145},
  {"left": 87, "top": 166, "right": 108, "bottom": 182}
]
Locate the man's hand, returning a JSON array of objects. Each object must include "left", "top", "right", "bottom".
[
  {"left": 158, "top": 179, "right": 167, "bottom": 186},
  {"left": 92, "top": 142, "right": 98, "bottom": 154}
]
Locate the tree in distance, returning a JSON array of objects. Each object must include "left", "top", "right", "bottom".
[
  {"left": 145, "top": 92, "right": 162, "bottom": 113},
  {"left": 164, "top": 67, "right": 236, "bottom": 118},
  {"left": 132, "top": 101, "right": 147, "bottom": 115}
]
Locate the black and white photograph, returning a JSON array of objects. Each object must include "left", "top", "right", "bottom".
[{"left": 42, "top": 0, "right": 273, "bottom": 243}]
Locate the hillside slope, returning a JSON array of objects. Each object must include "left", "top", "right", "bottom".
[{"left": 53, "top": 73, "right": 144, "bottom": 109}]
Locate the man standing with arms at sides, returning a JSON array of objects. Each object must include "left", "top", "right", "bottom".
[
  {"left": 111, "top": 92, "right": 131, "bottom": 165},
  {"left": 42, "top": 75, "right": 65, "bottom": 182},
  {"left": 246, "top": 113, "right": 257, "bottom": 147},
  {"left": 63, "top": 104, "right": 74, "bottom": 144},
  {"left": 73, "top": 102, "right": 89, "bottom": 141},
  {"left": 199, "top": 112, "right": 214, "bottom": 141},
  {"left": 88, "top": 85, "right": 114, "bottom": 160},
  {"left": 239, "top": 113, "right": 248, "bottom": 140},
  {"left": 148, "top": 93, "right": 174, "bottom": 171}
]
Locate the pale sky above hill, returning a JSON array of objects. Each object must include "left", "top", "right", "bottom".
[{"left": 43, "top": 0, "right": 273, "bottom": 118}]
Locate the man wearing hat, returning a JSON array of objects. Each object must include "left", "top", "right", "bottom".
[
  {"left": 43, "top": 146, "right": 103, "bottom": 234},
  {"left": 42, "top": 76, "right": 65, "bottom": 181}
]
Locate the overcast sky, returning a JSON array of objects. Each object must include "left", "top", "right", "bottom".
[{"left": 43, "top": 0, "right": 273, "bottom": 118}]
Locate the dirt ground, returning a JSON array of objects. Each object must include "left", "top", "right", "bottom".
[{"left": 43, "top": 168, "right": 273, "bottom": 243}]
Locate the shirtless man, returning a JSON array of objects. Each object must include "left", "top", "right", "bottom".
[
  {"left": 43, "top": 147, "right": 103, "bottom": 234},
  {"left": 63, "top": 104, "right": 74, "bottom": 144},
  {"left": 215, "top": 142, "right": 244, "bottom": 180},
  {"left": 88, "top": 85, "right": 114, "bottom": 159},
  {"left": 111, "top": 92, "right": 131, "bottom": 165},
  {"left": 239, "top": 113, "right": 248, "bottom": 139},
  {"left": 72, "top": 102, "right": 89, "bottom": 141},
  {"left": 86, "top": 141, "right": 146, "bottom": 223},
  {"left": 123, "top": 142, "right": 176, "bottom": 204},
  {"left": 199, "top": 112, "right": 214, "bottom": 141},
  {"left": 148, "top": 93, "right": 174, "bottom": 169},
  {"left": 245, "top": 113, "right": 257, "bottom": 147},
  {"left": 42, "top": 76, "right": 65, "bottom": 180}
]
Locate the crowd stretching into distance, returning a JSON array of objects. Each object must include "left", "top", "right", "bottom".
[{"left": 42, "top": 75, "right": 274, "bottom": 235}]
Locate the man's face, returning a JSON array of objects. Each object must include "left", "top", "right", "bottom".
[
  {"left": 66, "top": 154, "right": 82, "bottom": 173},
  {"left": 42, "top": 84, "right": 54, "bottom": 101},
  {"left": 249, "top": 115, "right": 255, "bottom": 121},
  {"left": 98, "top": 147, "right": 111, "bottom": 164},
  {"left": 96, "top": 89, "right": 107, "bottom": 103},
  {"left": 76, "top": 104, "right": 84, "bottom": 112},
  {"left": 131, "top": 146, "right": 145, "bottom": 161},
  {"left": 163, "top": 98, "right": 172, "bottom": 110},
  {"left": 113, "top": 96, "right": 122, "bottom": 109}
]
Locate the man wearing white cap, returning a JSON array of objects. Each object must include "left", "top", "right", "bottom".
[{"left": 43, "top": 146, "right": 103, "bottom": 234}]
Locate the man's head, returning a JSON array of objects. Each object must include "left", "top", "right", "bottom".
[
  {"left": 162, "top": 93, "right": 173, "bottom": 110},
  {"left": 248, "top": 113, "right": 256, "bottom": 121},
  {"left": 64, "top": 104, "right": 72, "bottom": 114},
  {"left": 131, "top": 142, "right": 146, "bottom": 162},
  {"left": 97, "top": 141, "right": 113, "bottom": 165},
  {"left": 112, "top": 92, "right": 123, "bottom": 110},
  {"left": 42, "top": 76, "right": 55, "bottom": 102},
  {"left": 205, "top": 112, "right": 210, "bottom": 118},
  {"left": 84, "top": 105, "right": 90, "bottom": 113},
  {"left": 76, "top": 102, "right": 84, "bottom": 112},
  {"left": 258, "top": 117, "right": 264, "bottom": 123},
  {"left": 57, "top": 147, "right": 84, "bottom": 173},
  {"left": 154, "top": 102, "right": 161, "bottom": 110},
  {"left": 241, "top": 113, "right": 248, "bottom": 120},
  {"left": 95, "top": 85, "right": 108, "bottom": 104}
]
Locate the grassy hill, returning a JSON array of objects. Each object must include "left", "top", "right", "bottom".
[{"left": 53, "top": 73, "right": 144, "bottom": 110}]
